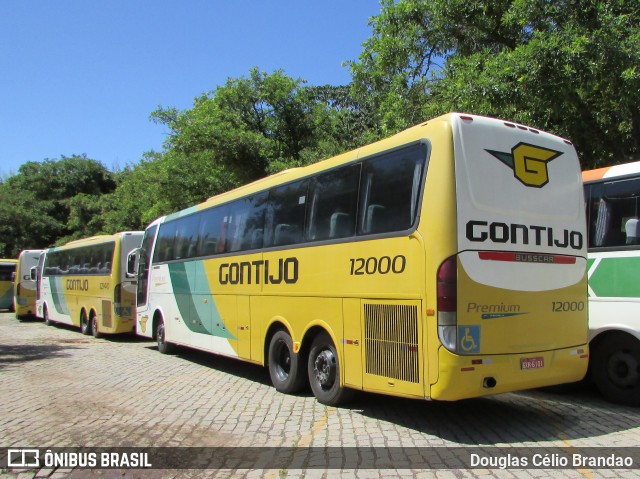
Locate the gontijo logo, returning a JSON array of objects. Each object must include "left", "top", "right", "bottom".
[{"left": 486, "top": 143, "right": 563, "bottom": 188}]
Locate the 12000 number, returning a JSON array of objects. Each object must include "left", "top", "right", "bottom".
[{"left": 349, "top": 255, "right": 406, "bottom": 276}]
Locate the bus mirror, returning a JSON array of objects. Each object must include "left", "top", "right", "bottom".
[
  {"left": 29, "top": 266, "right": 37, "bottom": 281},
  {"left": 126, "top": 249, "right": 140, "bottom": 278}
]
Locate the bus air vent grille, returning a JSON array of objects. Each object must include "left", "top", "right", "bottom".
[{"left": 364, "top": 303, "right": 419, "bottom": 383}]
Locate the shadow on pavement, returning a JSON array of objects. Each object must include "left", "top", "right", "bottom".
[
  {"left": 146, "top": 344, "right": 273, "bottom": 387},
  {"left": 346, "top": 383, "right": 640, "bottom": 445},
  {"left": 0, "top": 343, "right": 80, "bottom": 369}
]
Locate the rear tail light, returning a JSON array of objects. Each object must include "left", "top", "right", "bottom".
[
  {"left": 437, "top": 255, "right": 458, "bottom": 352},
  {"left": 114, "top": 283, "right": 122, "bottom": 304}
]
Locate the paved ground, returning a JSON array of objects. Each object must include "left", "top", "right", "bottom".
[{"left": 1, "top": 311, "right": 639, "bottom": 478}]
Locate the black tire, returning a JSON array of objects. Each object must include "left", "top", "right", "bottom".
[
  {"left": 591, "top": 333, "right": 640, "bottom": 406},
  {"left": 268, "top": 330, "right": 306, "bottom": 394},
  {"left": 80, "top": 310, "right": 91, "bottom": 335},
  {"left": 43, "top": 305, "right": 53, "bottom": 326},
  {"left": 307, "top": 331, "right": 353, "bottom": 406},
  {"left": 91, "top": 314, "right": 102, "bottom": 339},
  {"left": 156, "top": 316, "right": 175, "bottom": 354}
]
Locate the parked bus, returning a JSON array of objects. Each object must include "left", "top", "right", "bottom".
[
  {"left": 14, "top": 249, "right": 43, "bottom": 319},
  {"left": 36, "top": 232, "right": 143, "bottom": 336},
  {"left": 583, "top": 161, "right": 640, "bottom": 406},
  {"left": 0, "top": 259, "right": 18, "bottom": 311},
  {"left": 130, "top": 113, "right": 589, "bottom": 405}
]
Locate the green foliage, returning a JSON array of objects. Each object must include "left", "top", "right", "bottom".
[
  {"left": 106, "top": 68, "right": 372, "bottom": 231},
  {"left": 0, "top": 155, "right": 116, "bottom": 256},
  {"left": 350, "top": 0, "right": 640, "bottom": 167},
  {"left": 5, "top": 2, "right": 638, "bottom": 254}
]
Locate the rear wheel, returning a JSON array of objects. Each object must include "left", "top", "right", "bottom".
[
  {"left": 308, "top": 332, "right": 353, "bottom": 406},
  {"left": 156, "top": 316, "right": 175, "bottom": 354},
  {"left": 268, "top": 330, "right": 306, "bottom": 394},
  {"left": 591, "top": 333, "right": 640, "bottom": 406},
  {"left": 80, "top": 310, "right": 91, "bottom": 335},
  {"left": 91, "top": 314, "right": 102, "bottom": 339}
]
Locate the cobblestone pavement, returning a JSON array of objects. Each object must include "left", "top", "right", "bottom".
[{"left": 1, "top": 312, "right": 639, "bottom": 479}]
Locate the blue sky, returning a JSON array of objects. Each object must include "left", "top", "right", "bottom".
[{"left": 0, "top": 1, "right": 382, "bottom": 177}]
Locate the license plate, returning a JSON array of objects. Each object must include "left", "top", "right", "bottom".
[{"left": 521, "top": 356, "right": 544, "bottom": 370}]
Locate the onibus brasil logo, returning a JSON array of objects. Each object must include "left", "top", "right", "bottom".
[{"left": 486, "top": 143, "right": 563, "bottom": 188}]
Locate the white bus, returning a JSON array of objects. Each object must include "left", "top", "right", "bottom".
[
  {"left": 583, "top": 161, "right": 640, "bottom": 406},
  {"left": 131, "top": 113, "right": 589, "bottom": 405}
]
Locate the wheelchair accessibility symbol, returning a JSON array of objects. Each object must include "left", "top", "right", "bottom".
[{"left": 458, "top": 325, "right": 480, "bottom": 353}]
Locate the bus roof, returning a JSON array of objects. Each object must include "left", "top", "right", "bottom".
[
  {"left": 583, "top": 161, "right": 640, "bottom": 182},
  {"left": 200, "top": 113, "right": 457, "bottom": 209},
  {"left": 160, "top": 112, "right": 576, "bottom": 224},
  {"left": 51, "top": 231, "right": 143, "bottom": 251}
]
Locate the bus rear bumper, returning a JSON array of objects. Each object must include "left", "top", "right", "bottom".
[{"left": 430, "top": 344, "right": 589, "bottom": 401}]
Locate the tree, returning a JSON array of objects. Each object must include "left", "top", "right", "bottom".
[
  {"left": 106, "top": 69, "right": 375, "bottom": 231},
  {"left": 0, "top": 155, "right": 116, "bottom": 256},
  {"left": 350, "top": 0, "right": 640, "bottom": 168}
]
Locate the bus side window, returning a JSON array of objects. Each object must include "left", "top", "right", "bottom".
[
  {"left": 589, "top": 177, "right": 640, "bottom": 248},
  {"left": 307, "top": 164, "right": 359, "bottom": 241},
  {"left": 358, "top": 145, "right": 425, "bottom": 236},
  {"left": 227, "top": 193, "right": 266, "bottom": 252},
  {"left": 266, "top": 180, "right": 309, "bottom": 248},
  {"left": 196, "top": 206, "right": 228, "bottom": 257},
  {"left": 154, "top": 222, "right": 178, "bottom": 263},
  {"left": 174, "top": 214, "right": 200, "bottom": 260}
]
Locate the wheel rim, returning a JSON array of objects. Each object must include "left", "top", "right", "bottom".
[
  {"left": 313, "top": 349, "right": 337, "bottom": 391},
  {"left": 273, "top": 338, "right": 291, "bottom": 382},
  {"left": 607, "top": 350, "right": 639, "bottom": 388}
]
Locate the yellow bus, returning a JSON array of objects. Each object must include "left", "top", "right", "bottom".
[
  {"left": 130, "top": 113, "right": 589, "bottom": 405},
  {"left": 14, "top": 249, "right": 43, "bottom": 319},
  {"left": 0, "top": 259, "right": 18, "bottom": 311},
  {"left": 36, "top": 232, "right": 143, "bottom": 336}
]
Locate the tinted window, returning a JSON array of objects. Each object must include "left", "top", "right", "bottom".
[
  {"left": 359, "top": 146, "right": 425, "bottom": 235},
  {"left": 228, "top": 193, "right": 267, "bottom": 252},
  {"left": 0, "top": 265, "right": 15, "bottom": 281},
  {"left": 586, "top": 177, "right": 640, "bottom": 248},
  {"left": 174, "top": 214, "right": 200, "bottom": 260},
  {"left": 196, "top": 206, "right": 229, "bottom": 257},
  {"left": 43, "top": 242, "right": 115, "bottom": 276},
  {"left": 307, "top": 164, "right": 360, "bottom": 241},
  {"left": 266, "top": 180, "right": 309, "bottom": 247},
  {"left": 153, "top": 221, "right": 177, "bottom": 263}
]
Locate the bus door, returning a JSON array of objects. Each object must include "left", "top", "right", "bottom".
[{"left": 135, "top": 225, "right": 158, "bottom": 334}]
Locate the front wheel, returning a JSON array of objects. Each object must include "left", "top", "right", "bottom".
[
  {"left": 156, "top": 317, "right": 175, "bottom": 354},
  {"left": 307, "top": 332, "right": 353, "bottom": 406},
  {"left": 591, "top": 333, "right": 640, "bottom": 406},
  {"left": 43, "top": 305, "right": 53, "bottom": 326},
  {"left": 268, "top": 330, "right": 306, "bottom": 394}
]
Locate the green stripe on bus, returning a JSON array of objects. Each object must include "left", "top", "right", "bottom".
[{"left": 589, "top": 256, "right": 640, "bottom": 298}]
